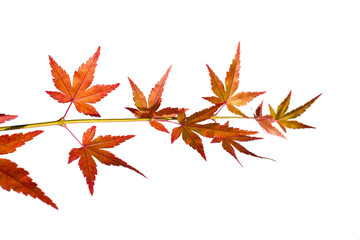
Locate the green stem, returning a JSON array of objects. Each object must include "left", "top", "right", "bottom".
[{"left": 0, "top": 116, "right": 250, "bottom": 132}]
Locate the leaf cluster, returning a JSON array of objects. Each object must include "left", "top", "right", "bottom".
[{"left": 0, "top": 43, "right": 321, "bottom": 209}]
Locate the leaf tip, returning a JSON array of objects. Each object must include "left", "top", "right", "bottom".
[
  {"left": 315, "top": 93, "right": 323, "bottom": 99},
  {"left": 33, "top": 130, "right": 44, "bottom": 136},
  {"left": 89, "top": 184, "right": 94, "bottom": 196},
  {"left": 89, "top": 113, "right": 101, "bottom": 118},
  {"left": 127, "top": 135, "right": 136, "bottom": 140},
  {"left": 206, "top": 64, "right": 212, "bottom": 72},
  {"left": 128, "top": 77, "right": 135, "bottom": 85}
]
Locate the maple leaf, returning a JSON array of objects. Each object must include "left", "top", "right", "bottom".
[
  {"left": 210, "top": 122, "right": 266, "bottom": 166},
  {"left": 125, "top": 66, "right": 183, "bottom": 133},
  {"left": 0, "top": 130, "right": 58, "bottom": 209},
  {"left": 46, "top": 46, "right": 119, "bottom": 117},
  {"left": 0, "top": 114, "right": 17, "bottom": 124},
  {"left": 255, "top": 101, "right": 286, "bottom": 138},
  {"left": 268, "top": 91, "right": 322, "bottom": 132},
  {"left": 171, "top": 105, "right": 256, "bottom": 160},
  {"left": 68, "top": 126, "right": 146, "bottom": 195},
  {"left": 0, "top": 131, "right": 44, "bottom": 154},
  {"left": 203, "top": 42, "right": 264, "bottom": 117}
]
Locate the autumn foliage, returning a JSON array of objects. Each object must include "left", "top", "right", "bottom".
[
  {"left": 0, "top": 129, "right": 57, "bottom": 209},
  {"left": 46, "top": 47, "right": 119, "bottom": 117},
  {"left": 0, "top": 43, "right": 321, "bottom": 209},
  {"left": 68, "top": 126, "right": 145, "bottom": 195}
]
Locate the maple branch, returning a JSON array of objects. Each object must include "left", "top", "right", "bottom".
[
  {"left": 0, "top": 116, "right": 251, "bottom": 132},
  {"left": 0, "top": 43, "right": 323, "bottom": 211},
  {"left": 213, "top": 116, "right": 255, "bottom": 120},
  {"left": 0, "top": 119, "right": 61, "bottom": 131}
]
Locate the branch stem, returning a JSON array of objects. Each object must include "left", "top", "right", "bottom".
[{"left": 0, "top": 115, "right": 251, "bottom": 132}]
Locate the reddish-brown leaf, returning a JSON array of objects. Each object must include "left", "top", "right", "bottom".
[
  {"left": 268, "top": 91, "right": 322, "bottom": 132},
  {"left": 148, "top": 66, "right": 171, "bottom": 112},
  {"left": 171, "top": 106, "right": 218, "bottom": 160},
  {"left": 0, "top": 114, "right": 17, "bottom": 124},
  {"left": 211, "top": 122, "right": 269, "bottom": 166},
  {"left": 171, "top": 105, "right": 256, "bottom": 160},
  {"left": 128, "top": 78, "right": 148, "bottom": 112},
  {"left": 149, "top": 120, "right": 169, "bottom": 133},
  {"left": 68, "top": 126, "right": 145, "bottom": 195},
  {"left": 182, "top": 127, "right": 206, "bottom": 159},
  {"left": 46, "top": 47, "right": 119, "bottom": 117},
  {"left": 126, "top": 66, "right": 183, "bottom": 133},
  {"left": 225, "top": 42, "right": 241, "bottom": 98},
  {"left": 184, "top": 105, "right": 220, "bottom": 124},
  {"left": 0, "top": 130, "right": 57, "bottom": 209},
  {"left": 203, "top": 42, "right": 264, "bottom": 116}
]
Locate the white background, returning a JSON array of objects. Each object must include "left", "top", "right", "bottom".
[{"left": 0, "top": 1, "right": 359, "bottom": 239}]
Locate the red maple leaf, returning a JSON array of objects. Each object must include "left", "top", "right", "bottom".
[
  {"left": 0, "top": 114, "right": 17, "bottom": 124},
  {"left": 46, "top": 46, "right": 119, "bottom": 117},
  {"left": 0, "top": 130, "right": 57, "bottom": 209},
  {"left": 203, "top": 42, "right": 264, "bottom": 116},
  {"left": 68, "top": 126, "right": 146, "bottom": 195},
  {"left": 126, "top": 66, "right": 183, "bottom": 133}
]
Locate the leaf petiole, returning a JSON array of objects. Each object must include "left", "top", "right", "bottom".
[{"left": 63, "top": 125, "right": 83, "bottom": 146}]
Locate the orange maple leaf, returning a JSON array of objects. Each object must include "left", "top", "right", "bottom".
[
  {"left": 46, "top": 46, "right": 119, "bottom": 117},
  {"left": 210, "top": 122, "right": 266, "bottom": 166},
  {"left": 203, "top": 42, "right": 264, "bottom": 117},
  {"left": 171, "top": 105, "right": 256, "bottom": 160},
  {"left": 269, "top": 91, "right": 322, "bottom": 132},
  {"left": 0, "top": 130, "right": 58, "bottom": 209},
  {"left": 68, "top": 126, "right": 146, "bottom": 195},
  {"left": 126, "top": 66, "right": 183, "bottom": 133}
]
